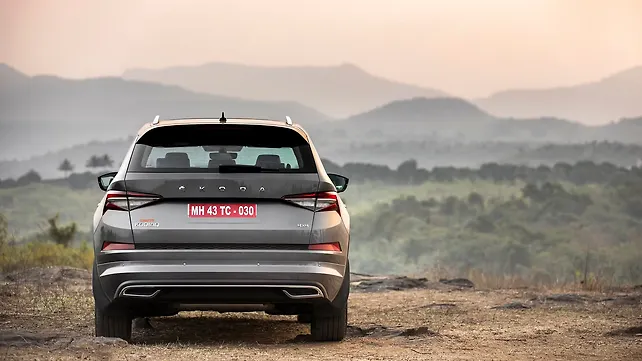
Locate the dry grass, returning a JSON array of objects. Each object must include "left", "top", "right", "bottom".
[
  {"left": 1, "top": 273, "right": 641, "bottom": 361},
  {"left": 0, "top": 241, "right": 93, "bottom": 273}
]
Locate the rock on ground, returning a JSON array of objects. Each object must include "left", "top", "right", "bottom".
[
  {"left": 5, "top": 266, "right": 90, "bottom": 286},
  {"left": 0, "top": 329, "right": 127, "bottom": 348},
  {"left": 491, "top": 302, "right": 532, "bottom": 310},
  {"left": 439, "top": 278, "right": 475, "bottom": 288}
]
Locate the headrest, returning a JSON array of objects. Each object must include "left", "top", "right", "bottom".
[
  {"left": 158, "top": 152, "right": 190, "bottom": 168},
  {"left": 208, "top": 152, "right": 235, "bottom": 167},
  {"left": 255, "top": 154, "right": 283, "bottom": 169},
  {"left": 165, "top": 152, "right": 189, "bottom": 161},
  {"left": 156, "top": 158, "right": 170, "bottom": 168},
  {"left": 255, "top": 154, "right": 281, "bottom": 164},
  {"left": 209, "top": 152, "right": 233, "bottom": 160}
]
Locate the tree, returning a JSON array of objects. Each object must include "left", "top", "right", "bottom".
[
  {"left": 16, "top": 170, "right": 41, "bottom": 186},
  {"left": 100, "top": 154, "right": 114, "bottom": 168},
  {"left": 467, "top": 192, "right": 485, "bottom": 209},
  {"left": 58, "top": 159, "right": 74, "bottom": 177},
  {"left": 522, "top": 183, "right": 541, "bottom": 202},
  {"left": 396, "top": 159, "right": 418, "bottom": 184},
  {"left": 87, "top": 154, "right": 115, "bottom": 169},
  {"left": 440, "top": 196, "right": 459, "bottom": 215},
  {"left": 86, "top": 155, "right": 101, "bottom": 169},
  {"left": 47, "top": 214, "right": 77, "bottom": 247}
]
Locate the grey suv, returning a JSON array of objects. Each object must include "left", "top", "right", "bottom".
[{"left": 92, "top": 116, "right": 350, "bottom": 342}]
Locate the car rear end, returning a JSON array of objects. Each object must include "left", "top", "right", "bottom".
[{"left": 92, "top": 119, "right": 350, "bottom": 342}]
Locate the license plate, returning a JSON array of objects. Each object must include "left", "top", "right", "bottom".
[{"left": 187, "top": 204, "right": 257, "bottom": 218}]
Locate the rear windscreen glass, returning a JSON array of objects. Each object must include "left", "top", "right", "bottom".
[{"left": 127, "top": 124, "right": 317, "bottom": 173}]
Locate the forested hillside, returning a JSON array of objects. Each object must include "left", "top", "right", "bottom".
[{"left": 1, "top": 160, "right": 641, "bottom": 284}]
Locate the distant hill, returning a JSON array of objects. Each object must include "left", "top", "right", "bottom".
[
  {"left": 0, "top": 138, "right": 132, "bottom": 179},
  {"left": 345, "top": 97, "right": 493, "bottom": 123},
  {"left": 477, "top": 66, "right": 642, "bottom": 125},
  {"left": 328, "top": 97, "right": 642, "bottom": 144},
  {"left": 123, "top": 62, "right": 447, "bottom": 117},
  {"left": 502, "top": 141, "right": 642, "bottom": 167},
  {"left": 326, "top": 97, "right": 498, "bottom": 145},
  {"left": 6, "top": 95, "right": 635, "bottom": 180},
  {"left": 3, "top": 66, "right": 642, "bottom": 179},
  {"left": 0, "top": 64, "right": 331, "bottom": 160}
]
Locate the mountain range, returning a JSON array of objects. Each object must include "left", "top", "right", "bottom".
[
  {"left": 1, "top": 62, "right": 642, "bottom": 179},
  {"left": 477, "top": 66, "right": 642, "bottom": 125},
  {"left": 0, "top": 64, "right": 330, "bottom": 159},
  {"left": 123, "top": 62, "right": 642, "bottom": 124},
  {"left": 124, "top": 62, "right": 446, "bottom": 118}
]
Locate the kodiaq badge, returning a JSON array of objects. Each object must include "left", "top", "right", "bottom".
[{"left": 135, "top": 219, "right": 159, "bottom": 227}]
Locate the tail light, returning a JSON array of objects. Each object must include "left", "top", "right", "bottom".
[
  {"left": 308, "top": 242, "right": 341, "bottom": 252},
  {"left": 282, "top": 192, "right": 339, "bottom": 214},
  {"left": 104, "top": 190, "right": 161, "bottom": 213},
  {"left": 101, "top": 242, "right": 135, "bottom": 251}
]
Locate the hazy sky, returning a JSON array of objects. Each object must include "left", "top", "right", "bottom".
[{"left": 1, "top": 0, "right": 641, "bottom": 97}]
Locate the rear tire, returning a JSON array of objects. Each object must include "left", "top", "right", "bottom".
[
  {"left": 93, "top": 261, "right": 132, "bottom": 341},
  {"left": 310, "top": 261, "right": 349, "bottom": 342},
  {"left": 310, "top": 303, "right": 347, "bottom": 341},
  {"left": 95, "top": 306, "right": 132, "bottom": 341}
]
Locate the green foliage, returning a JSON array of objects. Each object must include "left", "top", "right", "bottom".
[
  {"left": 86, "top": 154, "right": 114, "bottom": 169},
  {"left": 0, "top": 183, "right": 101, "bottom": 236},
  {"left": 0, "top": 239, "right": 93, "bottom": 273},
  {"left": 1, "top": 159, "right": 642, "bottom": 286},
  {"left": 613, "top": 181, "right": 642, "bottom": 220},
  {"left": 467, "top": 192, "right": 485, "bottom": 209},
  {"left": 0, "top": 213, "right": 9, "bottom": 244},
  {"left": 46, "top": 214, "right": 77, "bottom": 247},
  {"left": 0, "top": 213, "right": 92, "bottom": 273},
  {"left": 58, "top": 159, "right": 74, "bottom": 177},
  {"left": 350, "top": 182, "right": 642, "bottom": 284},
  {"left": 326, "top": 159, "right": 642, "bottom": 187}
]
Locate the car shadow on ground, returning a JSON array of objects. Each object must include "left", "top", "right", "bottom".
[{"left": 132, "top": 315, "right": 310, "bottom": 345}]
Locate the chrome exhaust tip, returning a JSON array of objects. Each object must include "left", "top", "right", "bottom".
[
  {"left": 120, "top": 286, "right": 161, "bottom": 299},
  {"left": 282, "top": 286, "right": 324, "bottom": 299}
]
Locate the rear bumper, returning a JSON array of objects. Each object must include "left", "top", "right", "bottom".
[{"left": 95, "top": 249, "right": 347, "bottom": 306}]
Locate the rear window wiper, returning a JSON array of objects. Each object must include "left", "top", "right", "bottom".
[{"left": 218, "top": 164, "right": 282, "bottom": 173}]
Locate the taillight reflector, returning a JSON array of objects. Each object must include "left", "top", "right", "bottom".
[
  {"left": 101, "top": 242, "right": 135, "bottom": 251},
  {"left": 282, "top": 192, "right": 339, "bottom": 214},
  {"left": 308, "top": 242, "right": 342, "bottom": 252},
  {"left": 103, "top": 190, "right": 160, "bottom": 213}
]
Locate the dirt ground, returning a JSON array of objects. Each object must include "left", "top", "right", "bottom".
[{"left": 0, "top": 268, "right": 641, "bottom": 360}]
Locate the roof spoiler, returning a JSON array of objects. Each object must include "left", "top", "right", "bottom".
[{"left": 151, "top": 114, "right": 293, "bottom": 125}]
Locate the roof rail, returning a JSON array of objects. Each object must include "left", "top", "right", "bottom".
[
  {"left": 152, "top": 115, "right": 160, "bottom": 125},
  {"left": 285, "top": 116, "right": 293, "bottom": 125}
]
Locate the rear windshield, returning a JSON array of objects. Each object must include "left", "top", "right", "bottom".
[{"left": 128, "top": 124, "right": 317, "bottom": 173}]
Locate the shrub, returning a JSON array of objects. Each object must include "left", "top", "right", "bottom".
[
  {"left": 0, "top": 240, "right": 93, "bottom": 273},
  {"left": 0, "top": 213, "right": 92, "bottom": 273}
]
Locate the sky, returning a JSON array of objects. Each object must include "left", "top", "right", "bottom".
[{"left": 1, "top": 0, "right": 641, "bottom": 98}]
